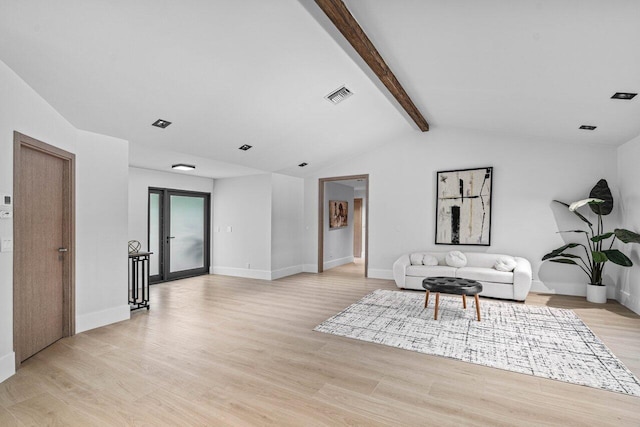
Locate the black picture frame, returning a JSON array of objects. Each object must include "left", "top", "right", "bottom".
[{"left": 435, "top": 167, "right": 493, "bottom": 246}]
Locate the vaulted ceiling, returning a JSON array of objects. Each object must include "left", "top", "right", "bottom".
[{"left": 1, "top": 1, "right": 638, "bottom": 178}]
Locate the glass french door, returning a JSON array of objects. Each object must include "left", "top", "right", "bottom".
[{"left": 148, "top": 188, "right": 210, "bottom": 283}]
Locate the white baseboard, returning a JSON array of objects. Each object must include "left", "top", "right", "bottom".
[
  {"left": 0, "top": 351, "right": 15, "bottom": 383},
  {"left": 368, "top": 269, "right": 394, "bottom": 280},
  {"left": 323, "top": 256, "right": 354, "bottom": 270},
  {"left": 303, "top": 264, "right": 318, "bottom": 273},
  {"left": 617, "top": 290, "right": 640, "bottom": 315},
  {"left": 271, "top": 265, "right": 303, "bottom": 280},
  {"left": 76, "top": 305, "right": 130, "bottom": 334},
  {"left": 529, "top": 280, "right": 547, "bottom": 293},
  {"left": 212, "top": 266, "right": 271, "bottom": 281}
]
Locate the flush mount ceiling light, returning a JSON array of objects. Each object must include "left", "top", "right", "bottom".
[
  {"left": 325, "top": 85, "right": 353, "bottom": 105},
  {"left": 579, "top": 125, "right": 597, "bottom": 130},
  {"left": 611, "top": 92, "right": 637, "bottom": 100},
  {"left": 172, "top": 163, "right": 195, "bottom": 171},
  {"left": 298, "top": 162, "right": 308, "bottom": 167},
  {"left": 152, "top": 119, "right": 172, "bottom": 128},
  {"left": 239, "top": 144, "right": 252, "bottom": 151}
]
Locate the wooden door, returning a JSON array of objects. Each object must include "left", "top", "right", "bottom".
[
  {"left": 353, "top": 198, "right": 362, "bottom": 258},
  {"left": 14, "top": 132, "right": 75, "bottom": 365}
]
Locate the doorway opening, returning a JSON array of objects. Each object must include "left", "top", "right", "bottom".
[
  {"left": 318, "top": 174, "right": 369, "bottom": 277},
  {"left": 148, "top": 188, "right": 210, "bottom": 283},
  {"left": 13, "top": 132, "right": 75, "bottom": 368}
]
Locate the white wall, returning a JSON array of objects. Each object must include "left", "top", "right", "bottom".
[
  {"left": 355, "top": 188, "right": 366, "bottom": 258},
  {"left": 324, "top": 182, "right": 354, "bottom": 270},
  {"left": 76, "top": 131, "right": 130, "bottom": 332},
  {"left": 303, "top": 127, "right": 619, "bottom": 296},
  {"left": 0, "top": 60, "right": 130, "bottom": 382},
  {"left": 617, "top": 134, "right": 640, "bottom": 314},
  {"left": 271, "top": 174, "right": 304, "bottom": 279},
  {"left": 127, "top": 166, "right": 214, "bottom": 273},
  {"left": 212, "top": 174, "right": 272, "bottom": 279}
]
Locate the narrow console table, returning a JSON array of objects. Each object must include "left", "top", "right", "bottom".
[{"left": 128, "top": 251, "right": 152, "bottom": 311}]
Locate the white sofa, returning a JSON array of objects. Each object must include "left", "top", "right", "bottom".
[{"left": 392, "top": 252, "right": 532, "bottom": 301}]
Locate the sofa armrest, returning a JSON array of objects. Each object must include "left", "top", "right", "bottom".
[
  {"left": 513, "top": 257, "right": 533, "bottom": 301},
  {"left": 392, "top": 254, "right": 411, "bottom": 288}
]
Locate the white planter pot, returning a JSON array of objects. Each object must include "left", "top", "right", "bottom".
[{"left": 586, "top": 284, "right": 607, "bottom": 304}]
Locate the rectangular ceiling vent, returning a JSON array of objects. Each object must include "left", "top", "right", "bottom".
[{"left": 325, "top": 86, "right": 353, "bottom": 105}]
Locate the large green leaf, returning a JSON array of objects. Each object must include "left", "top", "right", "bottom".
[
  {"left": 589, "top": 179, "right": 613, "bottom": 215},
  {"left": 591, "top": 232, "right": 614, "bottom": 242},
  {"left": 615, "top": 229, "right": 640, "bottom": 244},
  {"left": 556, "top": 253, "right": 583, "bottom": 259},
  {"left": 592, "top": 251, "right": 608, "bottom": 263},
  {"left": 553, "top": 200, "right": 593, "bottom": 226},
  {"left": 542, "top": 243, "right": 582, "bottom": 261},
  {"left": 602, "top": 249, "right": 633, "bottom": 267},
  {"left": 549, "top": 259, "right": 579, "bottom": 265}
]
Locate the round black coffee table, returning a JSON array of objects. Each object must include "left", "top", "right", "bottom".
[{"left": 422, "top": 276, "right": 483, "bottom": 321}]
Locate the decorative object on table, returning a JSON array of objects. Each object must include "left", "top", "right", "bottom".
[
  {"left": 542, "top": 179, "right": 640, "bottom": 303},
  {"left": 314, "top": 289, "right": 640, "bottom": 397},
  {"left": 435, "top": 167, "right": 492, "bottom": 245},
  {"left": 128, "top": 240, "right": 142, "bottom": 254},
  {"left": 329, "top": 200, "right": 348, "bottom": 229},
  {"left": 422, "top": 276, "right": 482, "bottom": 321}
]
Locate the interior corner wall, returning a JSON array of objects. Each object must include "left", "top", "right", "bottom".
[
  {"left": 127, "top": 166, "right": 215, "bottom": 268},
  {"left": 616, "top": 134, "right": 640, "bottom": 314},
  {"left": 212, "top": 174, "right": 272, "bottom": 279},
  {"left": 324, "top": 182, "right": 354, "bottom": 270},
  {"left": 303, "top": 128, "right": 618, "bottom": 296},
  {"left": 76, "top": 131, "right": 130, "bottom": 332},
  {"left": 0, "top": 60, "right": 130, "bottom": 383},
  {"left": 271, "top": 173, "right": 304, "bottom": 279}
]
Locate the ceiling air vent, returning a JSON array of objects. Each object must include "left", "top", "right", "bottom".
[{"left": 325, "top": 86, "right": 353, "bottom": 105}]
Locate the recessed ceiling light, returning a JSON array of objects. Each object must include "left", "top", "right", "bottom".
[
  {"left": 611, "top": 92, "right": 637, "bottom": 100},
  {"left": 172, "top": 163, "right": 195, "bottom": 171},
  {"left": 325, "top": 85, "right": 353, "bottom": 105},
  {"left": 579, "top": 125, "right": 597, "bottom": 130},
  {"left": 239, "top": 144, "right": 252, "bottom": 151},
  {"left": 152, "top": 119, "right": 172, "bottom": 128},
  {"left": 298, "top": 162, "right": 308, "bottom": 167}
]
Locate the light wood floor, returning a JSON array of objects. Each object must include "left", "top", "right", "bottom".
[{"left": 1, "top": 261, "right": 639, "bottom": 426}]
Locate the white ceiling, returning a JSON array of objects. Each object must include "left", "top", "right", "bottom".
[{"left": 1, "top": 1, "right": 638, "bottom": 179}]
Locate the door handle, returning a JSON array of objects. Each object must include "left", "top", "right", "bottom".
[
  {"left": 58, "top": 248, "right": 68, "bottom": 252},
  {"left": 167, "top": 236, "right": 175, "bottom": 243}
]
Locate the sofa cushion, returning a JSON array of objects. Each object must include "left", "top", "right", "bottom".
[
  {"left": 464, "top": 252, "right": 503, "bottom": 268},
  {"left": 446, "top": 251, "right": 467, "bottom": 268},
  {"left": 406, "top": 265, "right": 458, "bottom": 278},
  {"left": 456, "top": 267, "right": 514, "bottom": 284},
  {"left": 409, "top": 253, "right": 424, "bottom": 265},
  {"left": 494, "top": 256, "right": 518, "bottom": 272},
  {"left": 422, "top": 255, "right": 438, "bottom": 266}
]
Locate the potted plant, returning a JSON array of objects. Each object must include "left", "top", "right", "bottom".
[{"left": 542, "top": 179, "right": 640, "bottom": 303}]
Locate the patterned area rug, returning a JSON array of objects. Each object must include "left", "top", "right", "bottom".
[{"left": 314, "top": 289, "right": 640, "bottom": 397}]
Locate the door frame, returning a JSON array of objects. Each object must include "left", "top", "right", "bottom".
[
  {"left": 318, "top": 174, "right": 369, "bottom": 277},
  {"left": 148, "top": 187, "right": 211, "bottom": 283},
  {"left": 13, "top": 132, "right": 75, "bottom": 368}
]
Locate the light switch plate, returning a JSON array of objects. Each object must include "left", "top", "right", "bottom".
[{"left": 0, "top": 238, "right": 13, "bottom": 252}]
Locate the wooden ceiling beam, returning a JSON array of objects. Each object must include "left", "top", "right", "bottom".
[{"left": 314, "top": 0, "right": 429, "bottom": 132}]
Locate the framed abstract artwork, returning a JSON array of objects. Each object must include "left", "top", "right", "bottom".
[
  {"left": 435, "top": 167, "right": 493, "bottom": 246},
  {"left": 329, "top": 200, "right": 348, "bottom": 229}
]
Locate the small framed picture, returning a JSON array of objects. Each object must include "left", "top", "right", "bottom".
[{"left": 329, "top": 200, "right": 348, "bottom": 229}]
